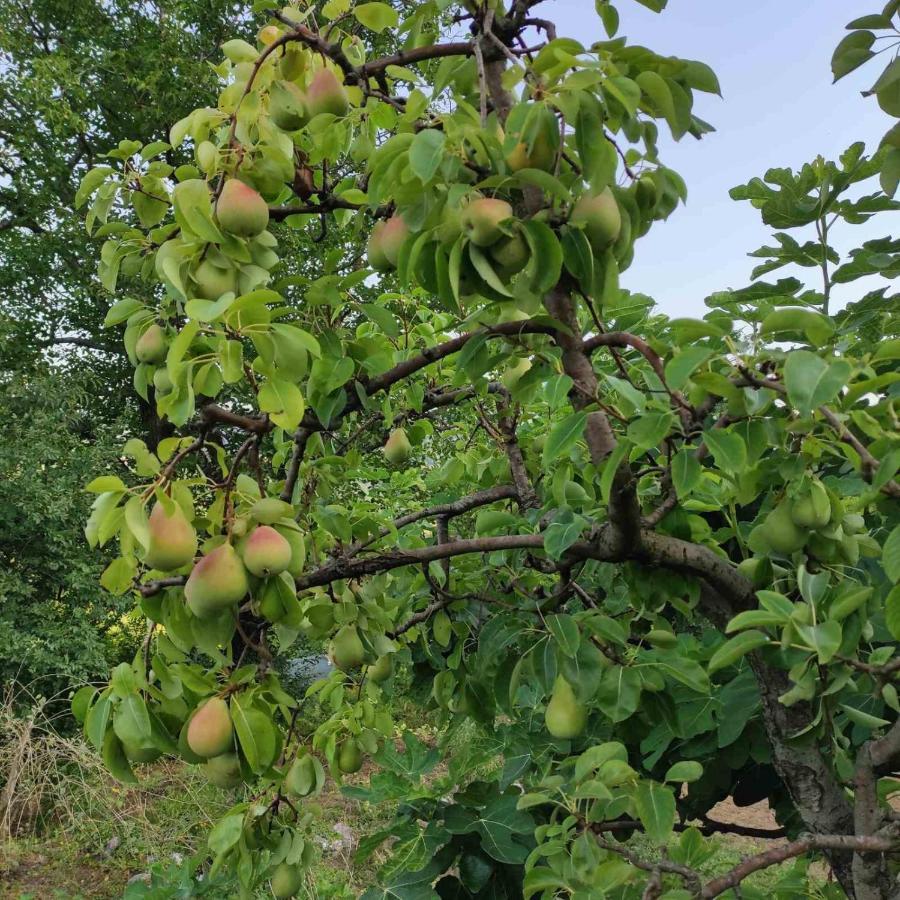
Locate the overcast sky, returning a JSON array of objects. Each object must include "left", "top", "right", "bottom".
[{"left": 545, "top": 0, "right": 890, "bottom": 317}]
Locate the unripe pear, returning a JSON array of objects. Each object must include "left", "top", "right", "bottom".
[
  {"left": 571, "top": 189, "right": 622, "bottom": 253},
  {"left": 203, "top": 751, "right": 242, "bottom": 788},
  {"left": 258, "top": 24, "right": 281, "bottom": 45},
  {"left": 461, "top": 198, "right": 513, "bottom": 246},
  {"left": 184, "top": 543, "right": 249, "bottom": 618},
  {"left": 383, "top": 428, "right": 412, "bottom": 464},
  {"left": 271, "top": 862, "right": 304, "bottom": 899},
  {"left": 153, "top": 368, "right": 174, "bottom": 395},
  {"left": 250, "top": 497, "right": 294, "bottom": 525},
  {"left": 367, "top": 216, "right": 409, "bottom": 272},
  {"left": 144, "top": 502, "right": 198, "bottom": 571},
  {"left": 268, "top": 80, "right": 308, "bottom": 131},
  {"left": 763, "top": 500, "right": 808, "bottom": 556},
  {"left": 216, "top": 179, "right": 269, "bottom": 238},
  {"left": 192, "top": 258, "right": 238, "bottom": 300},
  {"left": 135, "top": 323, "right": 167, "bottom": 365},
  {"left": 280, "top": 47, "right": 308, "bottom": 81},
  {"left": 306, "top": 68, "right": 349, "bottom": 118},
  {"left": 331, "top": 625, "right": 365, "bottom": 671},
  {"left": 337, "top": 737, "right": 363, "bottom": 774},
  {"left": 187, "top": 697, "right": 233, "bottom": 758},
  {"left": 791, "top": 481, "right": 831, "bottom": 530},
  {"left": 505, "top": 112, "right": 558, "bottom": 173},
  {"left": 545, "top": 675, "right": 587, "bottom": 739},
  {"left": 489, "top": 233, "right": 529, "bottom": 277},
  {"left": 366, "top": 655, "right": 393, "bottom": 683},
  {"left": 437, "top": 205, "right": 463, "bottom": 247},
  {"left": 123, "top": 742, "right": 161, "bottom": 763},
  {"left": 242, "top": 525, "right": 292, "bottom": 577}
]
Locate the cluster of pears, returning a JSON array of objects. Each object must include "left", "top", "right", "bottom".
[
  {"left": 143, "top": 494, "right": 305, "bottom": 617},
  {"left": 747, "top": 479, "right": 870, "bottom": 567},
  {"left": 544, "top": 675, "right": 588, "bottom": 740},
  {"left": 186, "top": 696, "right": 243, "bottom": 788}
]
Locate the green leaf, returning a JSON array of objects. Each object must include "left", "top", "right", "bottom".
[
  {"left": 832, "top": 31, "right": 876, "bottom": 81},
  {"left": 840, "top": 704, "right": 891, "bottom": 730},
  {"left": 726, "top": 609, "right": 788, "bottom": 632},
  {"left": 231, "top": 695, "right": 277, "bottom": 773},
  {"left": 547, "top": 614, "right": 581, "bottom": 658},
  {"left": 761, "top": 307, "right": 834, "bottom": 345},
  {"left": 783, "top": 351, "right": 851, "bottom": 416},
  {"left": 883, "top": 526, "right": 900, "bottom": 583},
  {"left": 708, "top": 631, "right": 770, "bottom": 673},
  {"left": 665, "top": 347, "right": 712, "bottom": 390},
  {"left": 543, "top": 411, "right": 588, "bottom": 465},
  {"left": 353, "top": 2, "right": 399, "bottom": 32},
  {"left": 85, "top": 475, "right": 126, "bottom": 493},
  {"left": 112, "top": 693, "right": 152, "bottom": 746},
  {"left": 85, "top": 693, "right": 112, "bottom": 750},
  {"left": 172, "top": 179, "right": 222, "bottom": 244},
  {"left": 665, "top": 761, "right": 703, "bottom": 784},
  {"left": 102, "top": 729, "right": 137, "bottom": 784},
  {"left": 408, "top": 129, "right": 446, "bottom": 183},
  {"left": 795, "top": 620, "right": 842, "bottom": 664},
  {"left": 672, "top": 449, "right": 701, "bottom": 497},
  {"left": 885, "top": 586, "right": 900, "bottom": 642},
  {"left": 469, "top": 244, "right": 513, "bottom": 297},
  {"left": 703, "top": 429, "right": 747, "bottom": 473},
  {"left": 634, "top": 781, "right": 676, "bottom": 844},
  {"left": 627, "top": 411, "right": 674, "bottom": 450},
  {"left": 71, "top": 686, "right": 97, "bottom": 724},
  {"left": 258, "top": 378, "right": 305, "bottom": 432},
  {"left": 544, "top": 509, "right": 589, "bottom": 561},
  {"left": 596, "top": 666, "right": 642, "bottom": 722},
  {"left": 208, "top": 812, "right": 245, "bottom": 855},
  {"left": 444, "top": 794, "right": 533, "bottom": 864}
]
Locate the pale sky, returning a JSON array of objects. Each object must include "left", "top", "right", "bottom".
[{"left": 546, "top": 0, "right": 891, "bottom": 317}]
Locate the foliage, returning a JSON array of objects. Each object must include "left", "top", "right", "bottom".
[{"left": 68, "top": 0, "right": 900, "bottom": 898}]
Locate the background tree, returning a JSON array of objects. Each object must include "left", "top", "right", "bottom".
[{"left": 71, "top": 1, "right": 900, "bottom": 898}]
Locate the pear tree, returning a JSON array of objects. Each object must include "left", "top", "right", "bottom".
[{"left": 73, "top": 1, "right": 900, "bottom": 897}]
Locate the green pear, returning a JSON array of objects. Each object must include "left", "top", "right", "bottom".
[
  {"left": 203, "top": 751, "right": 242, "bottom": 788},
  {"left": 192, "top": 258, "right": 238, "bottom": 300},
  {"left": 283, "top": 753, "right": 317, "bottom": 797},
  {"left": 184, "top": 543, "right": 249, "bottom": 618},
  {"left": 271, "top": 862, "right": 304, "bottom": 899},
  {"left": 337, "top": 737, "right": 363, "bottom": 774},
  {"left": 570, "top": 188, "right": 622, "bottom": 253},
  {"left": 135, "top": 323, "right": 167, "bottom": 364},
  {"left": 144, "top": 501, "right": 197, "bottom": 571},
  {"left": 791, "top": 481, "right": 831, "bottom": 530},
  {"left": 489, "top": 233, "right": 529, "bottom": 277},
  {"left": 241, "top": 525, "right": 292, "bottom": 577},
  {"left": 187, "top": 697, "right": 233, "bottom": 758},
  {"left": 269, "top": 79, "right": 308, "bottom": 131},
  {"left": 250, "top": 497, "right": 294, "bottom": 524},
  {"left": 383, "top": 428, "right": 412, "bottom": 464},
  {"left": 331, "top": 625, "right": 365, "bottom": 671},
  {"left": 545, "top": 675, "right": 587, "bottom": 739},
  {"left": 274, "top": 526, "right": 306, "bottom": 577},
  {"left": 764, "top": 500, "right": 808, "bottom": 556},
  {"left": 461, "top": 198, "right": 513, "bottom": 246},
  {"left": 366, "top": 655, "right": 393, "bottom": 683},
  {"left": 216, "top": 179, "right": 269, "bottom": 237},
  {"left": 153, "top": 368, "right": 174, "bottom": 395}
]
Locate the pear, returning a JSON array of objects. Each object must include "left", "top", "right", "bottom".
[
  {"left": 274, "top": 526, "right": 306, "bottom": 577},
  {"left": 144, "top": 501, "right": 198, "bottom": 571},
  {"left": 571, "top": 189, "right": 621, "bottom": 253},
  {"left": 192, "top": 258, "right": 238, "bottom": 300},
  {"left": 216, "top": 179, "right": 269, "bottom": 237},
  {"left": 366, "top": 655, "right": 393, "bottom": 683},
  {"left": 184, "top": 543, "right": 249, "bottom": 618},
  {"left": 135, "top": 323, "right": 167, "bottom": 365},
  {"left": 187, "top": 697, "right": 233, "bottom": 758},
  {"left": 271, "top": 862, "right": 304, "bottom": 899},
  {"left": 461, "top": 198, "right": 513, "bottom": 247},
  {"left": 242, "top": 525, "right": 292, "bottom": 577},
  {"left": 383, "top": 428, "right": 412, "bottom": 464},
  {"left": 250, "top": 497, "right": 294, "bottom": 524},
  {"left": 337, "top": 737, "right": 363, "bottom": 774},
  {"left": 791, "top": 481, "right": 831, "bottom": 530},
  {"left": 505, "top": 107, "right": 559, "bottom": 173},
  {"left": 331, "top": 625, "right": 365, "bottom": 671},
  {"left": 306, "top": 69, "right": 349, "bottom": 118},
  {"left": 489, "top": 233, "right": 529, "bottom": 277},
  {"left": 269, "top": 80, "right": 308, "bottom": 131},
  {"left": 367, "top": 216, "right": 409, "bottom": 272},
  {"left": 203, "top": 751, "right": 242, "bottom": 788},
  {"left": 764, "top": 500, "right": 808, "bottom": 556},
  {"left": 545, "top": 675, "right": 587, "bottom": 739},
  {"left": 258, "top": 24, "right": 281, "bottom": 46},
  {"left": 153, "top": 368, "right": 174, "bottom": 395}
]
